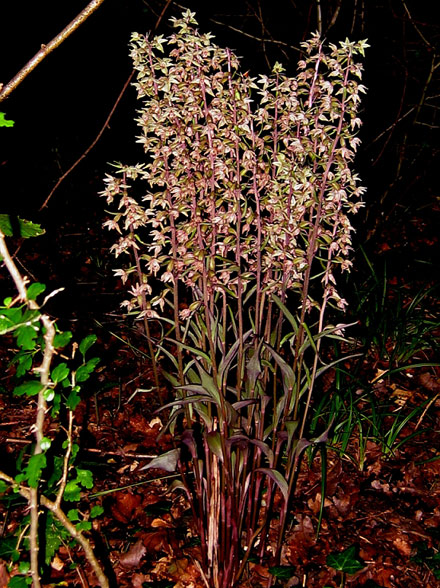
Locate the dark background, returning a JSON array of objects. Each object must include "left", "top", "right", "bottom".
[{"left": 0, "top": 0, "right": 438, "bottom": 315}]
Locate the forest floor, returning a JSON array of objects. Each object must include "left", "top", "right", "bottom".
[{"left": 1, "top": 204, "right": 440, "bottom": 588}]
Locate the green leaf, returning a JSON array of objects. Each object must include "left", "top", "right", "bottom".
[
  {"left": 268, "top": 565, "right": 296, "bottom": 579},
  {"left": 0, "top": 480, "right": 7, "bottom": 493},
  {"left": 256, "top": 468, "right": 289, "bottom": 503},
  {"left": 64, "top": 480, "right": 81, "bottom": 502},
  {"left": 90, "top": 505, "right": 104, "bottom": 518},
  {"left": 79, "top": 334, "right": 97, "bottom": 358},
  {"left": 327, "top": 545, "right": 364, "bottom": 575},
  {"left": 0, "top": 306, "right": 23, "bottom": 334},
  {"left": 76, "top": 468, "right": 94, "bottom": 489},
  {"left": 264, "top": 344, "right": 295, "bottom": 393},
  {"left": 76, "top": 520, "right": 92, "bottom": 532},
  {"left": 0, "top": 112, "right": 14, "bottom": 127},
  {"left": 26, "top": 282, "right": 46, "bottom": 301},
  {"left": 44, "top": 513, "right": 70, "bottom": 565},
  {"left": 67, "top": 509, "right": 80, "bottom": 522},
  {"left": 53, "top": 331, "right": 73, "bottom": 348},
  {"left": 75, "top": 357, "right": 100, "bottom": 382},
  {"left": 51, "top": 362, "right": 70, "bottom": 383},
  {"left": 14, "top": 352, "right": 33, "bottom": 378},
  {"left": 66, "top": 387, "right": 81, "bottom": 410},
  {"left": 25, "top": 453, "right": 47, "bottom": 488},
  {"left": 0, "top": 214, "right": 45, "bottom": 238},
  {"left": 40, "top": 437, "right": 51, "bottom": 451},
  {"left": 14, "top": 380, "right": 43, "bottom": 397},
  {"left": 16, "top": 324, "right": 38, "bottom": 350},
  {"left": 207, "top": 431, "right": 224, "bottom": 461},
  {"left": 8, "top": 576, "right": 32, "bottom": 587}
]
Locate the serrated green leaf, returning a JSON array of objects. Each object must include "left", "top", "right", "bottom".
[
  {"left": 51, "top": 362, "right": 69, "bottom": 383},
  {"left": 268, "top": 565, "right": 296, "bottom": 579},
  {"left": 14, "top": 352, "right": 33, "bottom": 378},
  {"left": 79, "top": 334, "right": 97, "bottom": 357},
  {"left": 75, "top": 357, "right": 100, "bottom": 382},
  {"left": 26, "top": 282, "right": 46, "bottom": 301},
  {"left": 53, "top": 331, "right": 73, "bottom": 348},
  {"left": 64, "top": 480, "right": 81, "bottom": 502},
  {"left": 66, "top": 386, "right": 81, "bottom": 410},
  {"left": 25, "top": 453, "right": 46, "bottom": 488},
  {"left": 76, "top": 468, "right": 94, "bottom": 489},
  {"left": 67, "top": 509, "right": 80, "bottom": 522},
  {"left": 0, "top": 214, "right": 45, "bottom": 238},
  {"left": 90, "top": 505, "right": 104, "bottom": 518},
  {"left": 14, "top": 380, "right": 43, "bottom": 397},
  {"left": 326, "top": 545, "right": 364, "bottom": 575},
  {"left": 76, "top": 520, "right": 92, "bottom": 532},
  {"left": 16, "top": 324, "right": 38, "bottom": 350},
  {"left": 0, "top": 113, "right": 14, "bottom": 127},
  {"left": 8, "top": 576, "right": 32, "bottom": 587}
]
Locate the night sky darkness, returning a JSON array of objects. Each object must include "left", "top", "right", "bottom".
[{"left": 1, "top": 1, "right": 438, "bottom": 291}]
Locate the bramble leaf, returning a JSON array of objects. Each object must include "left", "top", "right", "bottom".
[
  {"left": 76, "top": 468, "right": 94, "bottom": 489},
  {"left": 79, "top": 334, "right": 97, "bottom": 358},
  {"left": 14, "top": 380, "right": 44, "bottom": 397},
  {"left": 25, "top": 453, "right": 47, "bottom": 488},
  {"left": 75, "top": 357, "right": 100, "bottom": 382},
  {"left": 26, "top": 282, "right": 46, "bottom": 301},
  {"left": 16, "top": 324, "right": 38, "bottom": 350},
  {"left": 0, "top": 214, "right": 45, "bottom": 238},
  {"left": 90, "top": 505, "right": 104, "bottom": 518},
  {"left": 53, "top": 331, "right": 73, "bottom": 348},
  {"left": 51, "top": 362, "right": 70, "bottom": 383}
]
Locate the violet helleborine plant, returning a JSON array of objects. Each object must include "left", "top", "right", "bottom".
[{"left": 101, "top": 10, "right": 367, "bottom": 587}]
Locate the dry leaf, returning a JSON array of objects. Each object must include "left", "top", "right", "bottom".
[
  {"left": 0, "top": 561, "right": 10, "bottom": 588},
  {"left": 111, "top": 491, "right": 142, "bottom": 523},
  {"left": 120, "top": 539, "right": 147, "bottom": 568}
]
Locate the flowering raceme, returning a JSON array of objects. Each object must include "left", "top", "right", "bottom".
[{"left": 102, "top": 10, "right": 368, "bottom": 587}]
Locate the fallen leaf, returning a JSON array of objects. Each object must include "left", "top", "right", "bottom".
[
  {"left": 393, "top": 536, "right": 412, "bottom": 557},
  {"left": 111, "top": 491, "right": 142, "bottom": 523},
  {"left": 0, "top": 561, "right": 10, "bottom": 588},
  {"left": 142, "top": 529, "right": 172, "bottom": 555},
  {"left": 119, "top": 539, "right": 147, "bottom": 568}
]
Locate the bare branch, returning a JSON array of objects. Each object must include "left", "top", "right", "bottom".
[{"left": 0, "top": 0, "right": 106, "bottom": 102}]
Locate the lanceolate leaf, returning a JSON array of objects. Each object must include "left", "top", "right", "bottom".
[
  {"left": 140, "top": 448, "right": 180, "bottom": 472},
  {"left": 264, "top": 344, "right": 295, "bottom": 394},
  {"left": 256, "top": 468, "right": 289, "bottom": 503}
]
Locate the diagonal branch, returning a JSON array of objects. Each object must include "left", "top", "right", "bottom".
[{"left": 0, "top": 0, "right": 106, "bottom": 102}]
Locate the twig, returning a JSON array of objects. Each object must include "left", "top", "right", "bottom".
[
  {"left": 401, "top": 0, "right": 433, "bottom": 49},
  {"left": 0, "top": 470, "right": 110, "bottom": 588},
  {"left": 209, "top": 18, "right": 300, "bottom": 52},
  {"left": 39, "top": 0, "right": 173, "bottom": 210},
  {"left": 0, "top": 0, "right": 106, "bottom": 103},
  {"left": 39, "top": 70, "right": 134, "bottom": 210},
  {"left": 0, "top": 229, "right": 29, "bottom": 302},
  {"left": 55, "top": 412, "right": 74, "bottom": 509}
]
